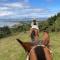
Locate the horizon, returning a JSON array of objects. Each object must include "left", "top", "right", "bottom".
[{"left": 0, "top": 18, "right": 47, "bottom": 27}]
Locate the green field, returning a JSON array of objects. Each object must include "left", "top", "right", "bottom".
[{"left": 0, "top": 32, "right": 60, "bottom": 60}]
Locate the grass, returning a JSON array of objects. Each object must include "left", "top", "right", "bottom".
[{"left": 0, "top": 32, "right": 60, "bottom": 60}]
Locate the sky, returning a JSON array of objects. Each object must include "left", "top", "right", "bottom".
[{"left": 0, "top": 0, "right": 60, "bottom": 20}]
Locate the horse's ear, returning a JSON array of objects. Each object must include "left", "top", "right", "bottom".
[{"left": 16, "top": 39, "right": 33, "bottom": 52}]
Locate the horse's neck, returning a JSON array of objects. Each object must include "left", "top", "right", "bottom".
[
  {"left": 28, "top": 45, "right": 52, "bottom": 60},
  {"left": 44, "top": 47, "right": 52, "bottom": 60}
]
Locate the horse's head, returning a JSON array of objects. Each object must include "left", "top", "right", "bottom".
[
  {"left": 16, "top": 39, "right": 33, "bottom": 52},
  {"left": 16, "top": 39, "right": 52, "bottom": 60}
]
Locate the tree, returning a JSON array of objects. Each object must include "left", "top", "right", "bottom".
[
  {"left": 48, "top": 15, "right": 57, "bottom": 25},
  {"left": 55, "top": 17, "right": 60, "bottom": 32},
  {"left": 38, "top": 21, "right": 49, "bottom": 31}
]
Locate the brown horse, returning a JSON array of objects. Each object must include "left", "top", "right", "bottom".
[
  {"left": 16, "top": 39, "right": 52, "bottom": 60},
  {"left": 30, "top": 28, "right": 39, "bottom": 43}
]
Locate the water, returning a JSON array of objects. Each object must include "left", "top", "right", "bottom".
[{"left": 0, "top": 22, "right": 19, "bottom": 27}]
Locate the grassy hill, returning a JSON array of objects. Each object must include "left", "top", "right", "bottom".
[{"left": 0, "top": 32, "right": 60, "bottom": 60}]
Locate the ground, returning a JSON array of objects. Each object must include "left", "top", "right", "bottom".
[{"left": 0, "top": 32, "right": 60, "bottom": 60}]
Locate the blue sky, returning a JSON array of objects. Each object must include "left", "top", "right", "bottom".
[{"left": 0, "top": 0, "right": 60, "bottom": 19}]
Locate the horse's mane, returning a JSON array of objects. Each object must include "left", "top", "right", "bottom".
[{"left": 35, "top": 46, "right": 46, "bottom": 60}]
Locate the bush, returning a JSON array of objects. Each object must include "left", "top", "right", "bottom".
[{"left": 0, "top": 26, "right": 11, "bottom": 38}]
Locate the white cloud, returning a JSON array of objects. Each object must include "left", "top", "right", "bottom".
[
  {"left": 11, "top": 8, "right": 54, "bottom": 18},
  {"left": 0, "top": 7, "right": 8, "bottom": 10},
  {"left": 0, "top": 0, "right": 28, "bottom": 2},
  {"left": 0, "top": 11, "right": 13, "bottom": 16},
  {"left": 0, "top": 7, "right": 55, "bottom": 18},
  {"left": 0, "top": 0, "right": 56, "bottom": 18},
  {"left": 5, "top": 2, "right": 30, "bottom": 8},
  {"left": 28, "top": 8, "right": 45, "bottom": 13}
]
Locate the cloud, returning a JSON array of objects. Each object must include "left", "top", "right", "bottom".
[
  {"left": 0, "top": 0, "right": 57, "bottom": 19},
  {"left": 0, "top": 5, "right": 56, "bottom": 18},
  {"left": 0, "top": 0, "right": 24, "bottom": 2},
  {"left": 0, "top": 2, "right": 30, "bottom": 9},
  {"left": 5, "top": 2, "right": 30, "bottom": 9},
  {"left": 0, "top": 11, "right": 13, "bottom": 16},
  {"left": 0, "top": 7, "right": 8, "bottom": 10},
  {"left": 1, "top": 9, "right": 55, "bottom": 18}
]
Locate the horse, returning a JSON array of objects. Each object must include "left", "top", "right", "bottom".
[
  {"left": 16, "top": 39, "right": 52, "bottom": 60},
  {"left": 31, "top": 28, "right": 39, "bottom": 42}
]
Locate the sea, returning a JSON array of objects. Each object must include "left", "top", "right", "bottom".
[{"left": 0, "top": 21, "right": 19, "bottom": 27}]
